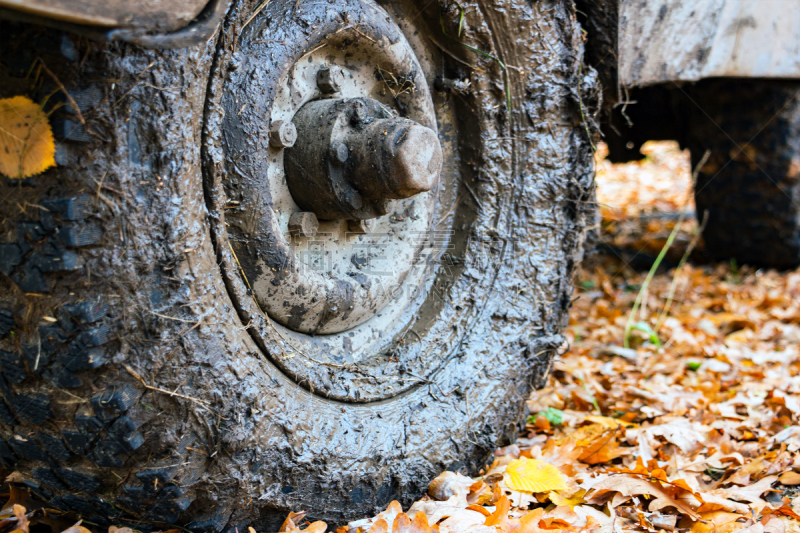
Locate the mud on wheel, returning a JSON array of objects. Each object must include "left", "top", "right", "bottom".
[{"left": 0, "top": 0, "right": 596, "bottom": 530}]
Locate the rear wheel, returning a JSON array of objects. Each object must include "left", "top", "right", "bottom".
[
  {"left": 688, "top": 79, "right": 800, "bottom": 268},
  {"left": 0, "top": 0, "right": 596, "bottom": 530}
]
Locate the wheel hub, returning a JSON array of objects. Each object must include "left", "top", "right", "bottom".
[{"left": 285, "top": 96, "right": 442, "bottom": 221}]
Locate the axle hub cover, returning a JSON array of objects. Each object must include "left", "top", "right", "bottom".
[{"left": 285, "top": 97, "right": 442, "bottom": 221}]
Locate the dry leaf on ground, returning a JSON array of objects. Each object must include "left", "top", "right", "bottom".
[{"left": 0, "top": 96, "right": 56, "bottom": 179}]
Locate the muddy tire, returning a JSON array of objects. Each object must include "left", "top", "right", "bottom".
[
  {"left": 0, "top": 1, "right": 595, "bottom": 530},
  {"left": 688, "top": 79, "right": 800, "bottom": 268}
]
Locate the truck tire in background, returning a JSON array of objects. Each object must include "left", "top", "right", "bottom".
[
  {"left": 687, "top": 79, "right": 800, "bottom": 268},
  {"left": 0, "top": 0, "right": 596, "bottom": 530}
]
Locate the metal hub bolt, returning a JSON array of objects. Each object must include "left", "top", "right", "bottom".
[
  {"left": 269, "top": 120, "right": 297, "bottom": 148},
  {"left": 351, "top": 100, "right": 370, "bottom": 124},
  {"left": 317, "top": 65, "right": 345, "bottom": 94},
  {"left": 331, "top": 141, "right": 349, "bottom": 165},
  {"left": 288, "top": 211, "right": 319, "bottom": 238}
]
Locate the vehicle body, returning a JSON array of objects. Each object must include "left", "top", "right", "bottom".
[{"left": 578, "top": 0, "right": 800, "bottom": 266}]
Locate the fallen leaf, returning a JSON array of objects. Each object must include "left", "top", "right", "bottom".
[
  {"left": 349, "top": 501, "right": 403, "bottom": 532},
  {"left": 548, "top": 490, "right": 586, "bottom": 509},
  {"left": 583, "top": 415, "right": 637, "bottom": 428},
  {"left": 778, "top": 471, "right": 800, "bottom": 485},
  {"left": 762, "top": 518, "right": 786, "bottom": 533},
  {"left": 690, "top": 511, "right": 747, "bottom": 533},
  {"left": 504, "top": 458, "right": 567, "bottom": 493},
  {"left": 763, "top": 504, "right": 800, "bottom": 521},
  {"left": 0, "top": 96, "right": 56, "bottom": 179},
  {"left": 61, "top": 523, "right": 91, "bottom": 533},
  {"left": 730, "top": 522, "right": 764, "bottom": 533},
  {"left": 703, "top": 475, "right": 778, "bottom": 513},
  {"left": 518, "top": 509, "right": 550, "bottom": 533},
  {"left": 281, "top": 511, "right": 308, "bottom": 532},
  {"left": 484, "top": 495, "right": 511, "bottom": 531},
  {"left": 392, "top": 512, "right": 430, "bottom": 533},
  {"left": 12, "top": 505, "right": 28, "bottom": 533},
  {"left": 437, "top": 510, "right": 488, "bottom": 533},
  {"left": 649, "top": 514, "right": 677, "bottom": 531},
  {"left": 367, "top": 519, "right": 388, "bottom": 533},
  {"left": 428, "top": 471, "right": 474, "bottom": 501},
  {"left": 587, "top": 475, "right": 701, "bottom": 520},
  {"left": 407, "top": 495, "right": 467, "bottom": 526}
]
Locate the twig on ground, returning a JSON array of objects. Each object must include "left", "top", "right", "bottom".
[
  {"left": 38, "top": 59, "right": 85, "bottom": 125},
  {"left": 124, "top": 364, "right": 213, "bottom": 411}
]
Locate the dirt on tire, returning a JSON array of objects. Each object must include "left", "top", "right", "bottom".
[{"left": 0, "top": 0, "right": 597, "bottom": 530}]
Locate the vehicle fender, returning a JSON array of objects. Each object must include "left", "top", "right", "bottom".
[{"left": 619, "top": 0, "right": 800, "bottom": 87}]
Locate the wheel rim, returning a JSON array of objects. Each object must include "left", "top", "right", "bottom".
[{"left": 203, "top": 0, "right": 468, "bottom": 401}]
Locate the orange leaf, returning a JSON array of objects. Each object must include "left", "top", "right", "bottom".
[
  {"left": 61, "top": 524, "right": 91, "bottom": 533},
  {"left": 12, "top": 505, "right": 28, "bottom": 533},
  {"left": 281, "top": 511, "right": 308, "bottom": 532},
  {"left": 519, "top": 509, "right": 550, "bottom": 533},
  {"left": 485, "top": 495, "right": 511, "bottom": 529},
  {"left": 303, "top": 522, "right": 327, "bottom": 533},
  {"left": 588, "top": 475, "right": 701, "bottom": 520},
  {"left": 367, "top": 519, "right": 389, "bottom": 533},
  {"left": 690, "top": 511, "right": 745, "bottom": 533},
  {"left": 392, "top": 512, "right": 430, "bottom": 533},
  {"left": 778, "top": 471, "right": 800, "bottom": 486},
  {"left": 538, "top": 517, "right": 571, "bottom": 530},
  {"left": 466, "top": 504, "right": 490, "bottom": 517},
  {"left": 763, "top": 504, "right": 800, "bottom": 521}
]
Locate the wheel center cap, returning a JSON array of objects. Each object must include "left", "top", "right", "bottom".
[{"left": 285, "top": 97, "right": 443, "bottom": 222}]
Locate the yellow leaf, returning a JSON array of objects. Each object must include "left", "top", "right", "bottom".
[
  {"left": 547, "top": 490, "right": 586, "bottom": 509},
  {"left": 0, "top": 96, "right": 56, "bottom": 179},
  {"left": 504, "top": 458, "right": 567, "bottom": 493}
]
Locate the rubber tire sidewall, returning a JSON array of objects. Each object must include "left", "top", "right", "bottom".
[{"left": 0, "top": 1, "right": 596, "bottom": 529}]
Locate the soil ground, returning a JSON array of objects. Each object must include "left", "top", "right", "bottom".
[{"left": 5, "top": 142, "right": 800, "bottom": 533}]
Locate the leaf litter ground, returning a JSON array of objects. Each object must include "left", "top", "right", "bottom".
[{"left": 4, "top": 142, "right": 800, "bottom": 533}]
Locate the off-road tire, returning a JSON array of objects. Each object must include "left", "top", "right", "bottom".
[
  {"left": 0, "top": 1, "right": 596, "bottom": 530},
  {"left": 688, "top": 79, "right": 800, "bottom": 268}
]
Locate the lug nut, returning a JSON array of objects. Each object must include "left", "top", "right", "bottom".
[
  {"left": 347, "top": 219, "right": 373, "bottom": 234},
  {"left": 331, "top": 141, "right": 349, "bottom": 165},
  {"left": 317, "top": 66, "right": 344, "bottom": 94},
  {"left": 289, "top": 211, "right": 319, "bottom": 238},
  {"left": 269, "top": 120, "right": 297, "bottom": 148},
  {"left": 351, "top": 100, "right": 370, "bottom": 125}
]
